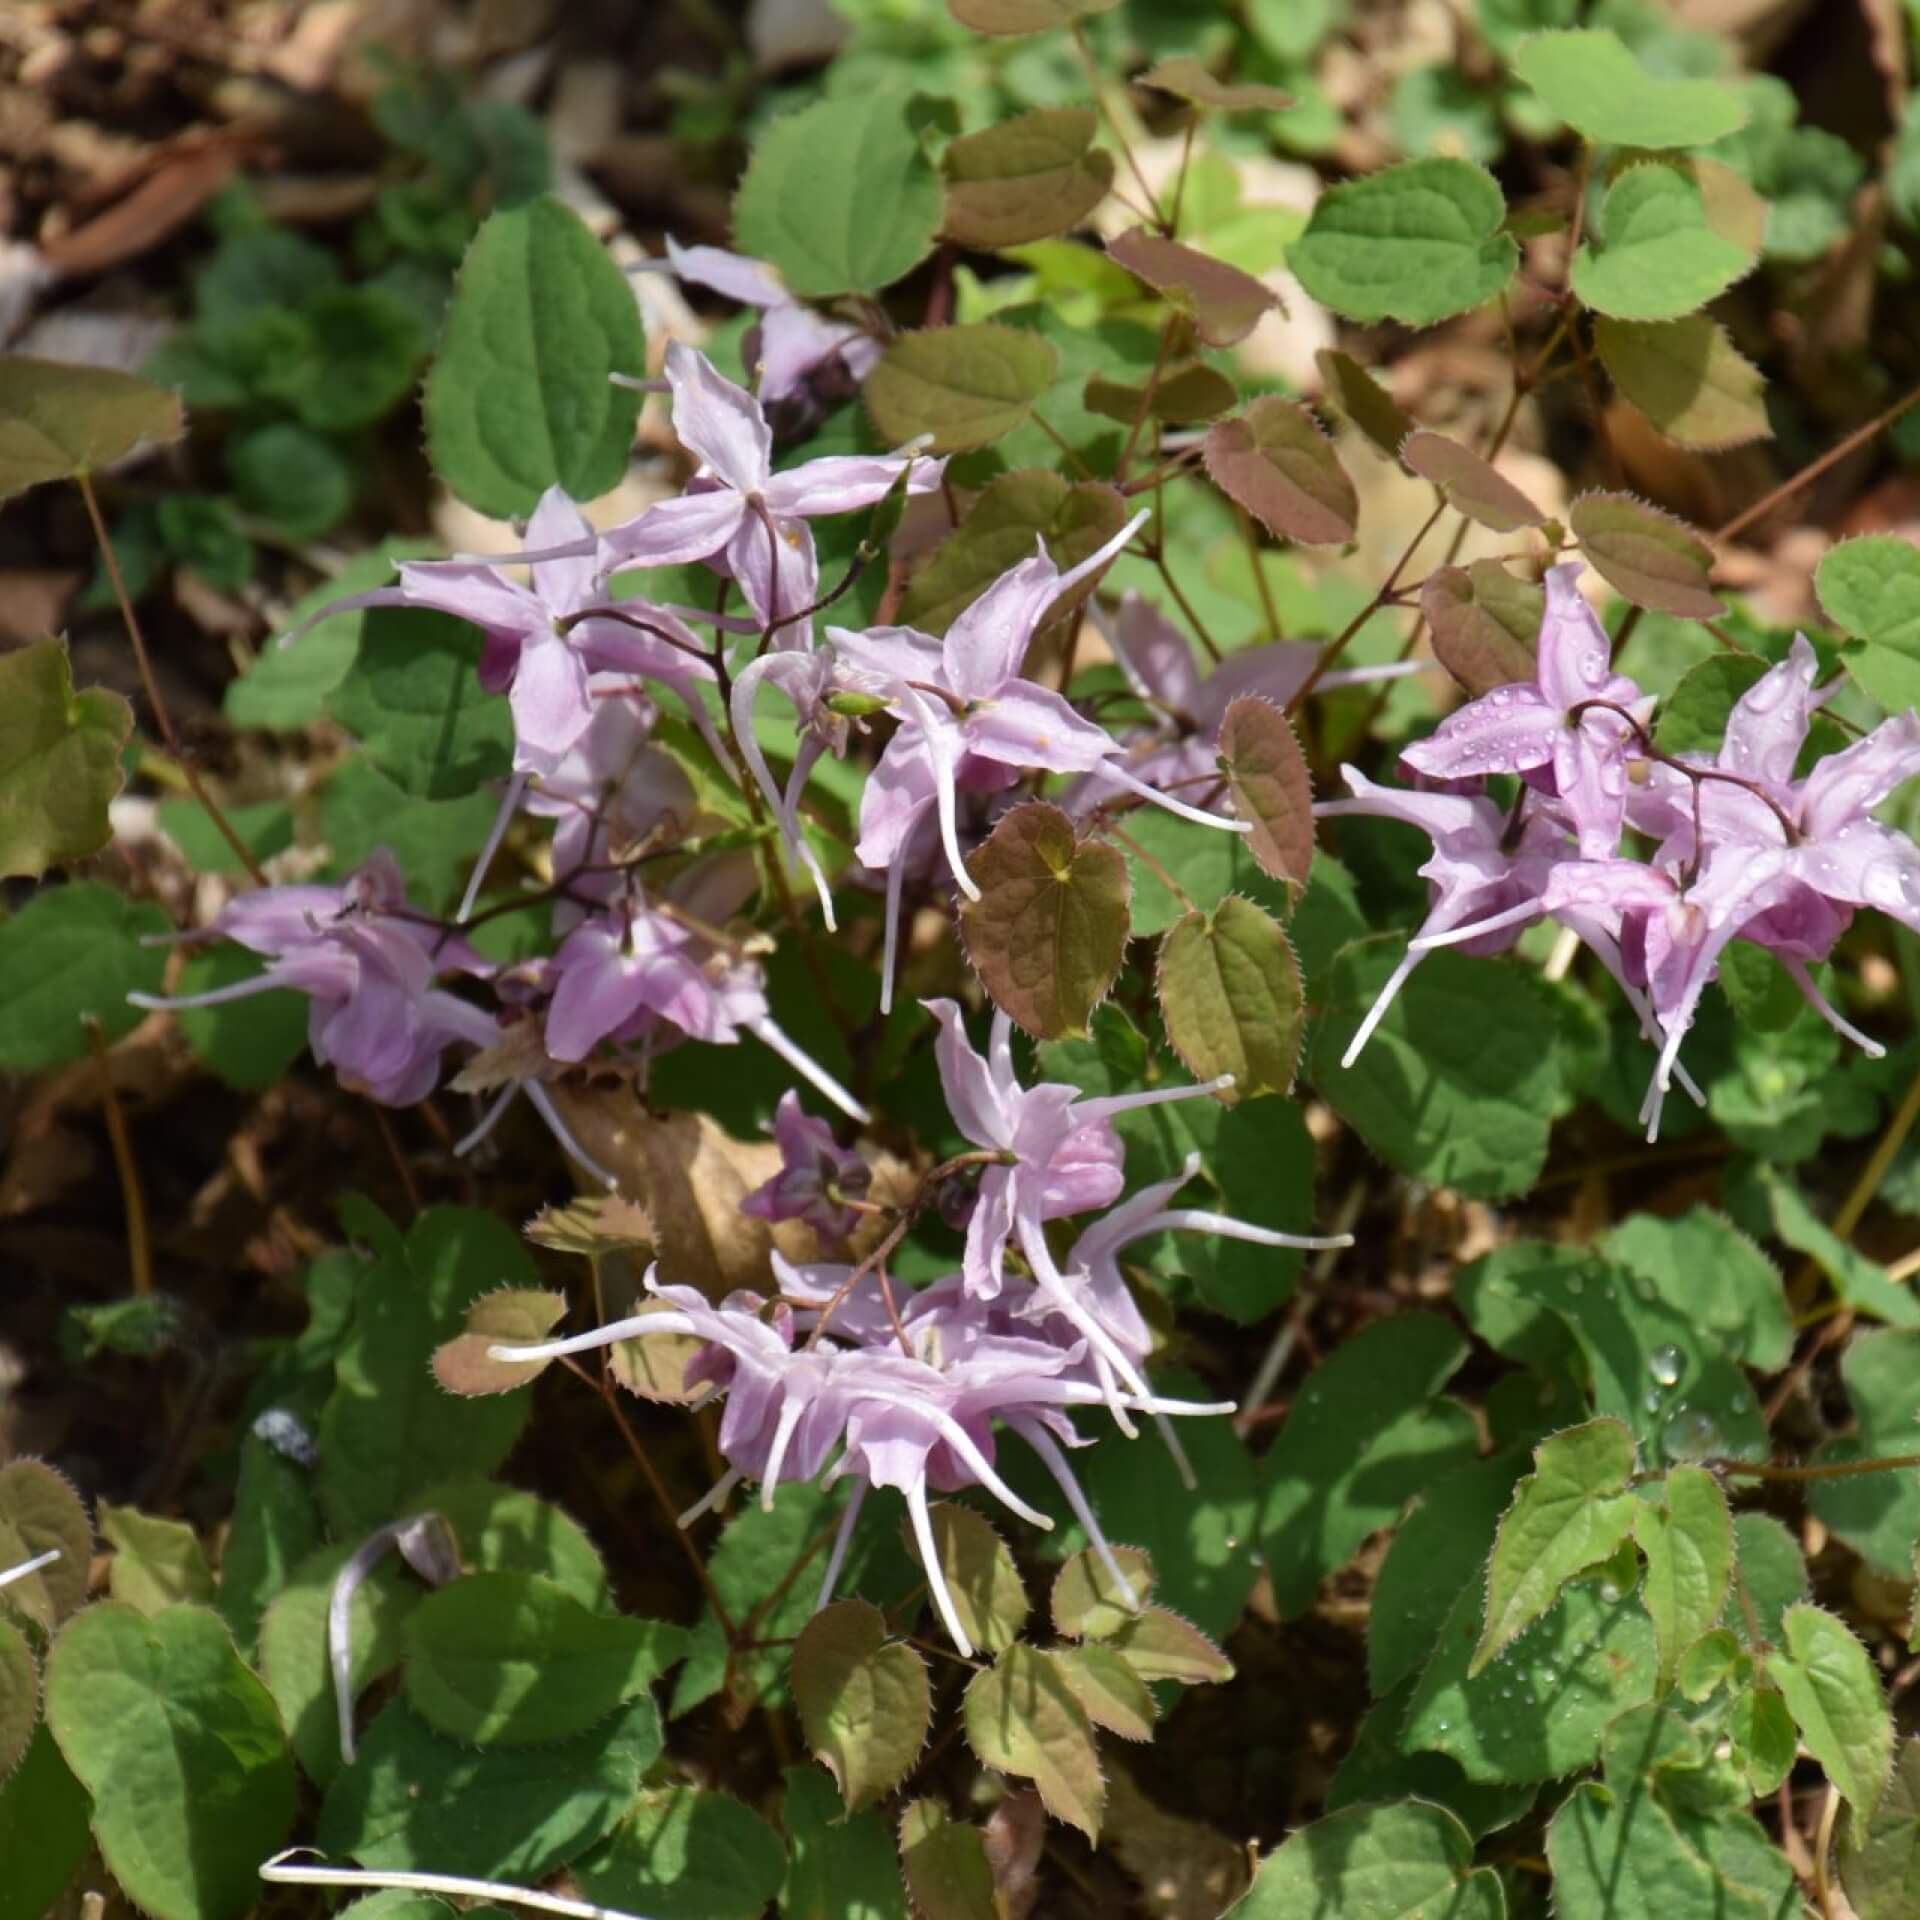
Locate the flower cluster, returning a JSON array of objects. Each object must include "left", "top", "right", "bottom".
[
  {"left": 489, "top": 1003, "right": 1349, "bottom": 1654},
  {"left": 1321, "top": 563, "right": 1920, "bottom": 1137}
]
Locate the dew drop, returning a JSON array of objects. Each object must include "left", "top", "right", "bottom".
[
  {"left": 1643, "top": 1387, "right": 1664, "bottom": 1414},
  {"left": 1647, "top": 1344, "right": 1684, "bottom": 1388},
  {"left": 1661, "top": 1403, "right": 1721, "bottom": 1462}
]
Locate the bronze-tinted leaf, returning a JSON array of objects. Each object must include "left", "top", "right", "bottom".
[
  {"left": 0, "top": 356, "right": 184, "bottom": 503},
  {"left": 944, "top": 108, "right": 1114, "bottom": 249},
  {"left": 1593, "top": 313, "right": 1771, "bottom": 453},
  {"left": 0, "top": 638, "right": 133, "bottom": 880},
  {"left": 1156, "top": 894, "right": 1304, "bottom": 1102},
  {"left": 1107, "top": 229, "right": 1278, "bottom": 347},
  {"left": 927, "top": 1503, "right": 1030, "bottom": 1654},
  {"left": 948, "top": 0, "right": 1119, "bottom": 33},
  {"left": 1052, "top": 1545, "right": 1155, "bottom": 1641},
  {"left": 1314, "top": 348, "right": 1415, "bottom": 464},
  {"left": 1215, "top": 696, "right": 1313, "bottom": 894},
  {"left": 900, "top": 470, "right": 1126, "bottom": 636},
  {"left": 792, "top": 1600, "right": 931, "bottom": 1811},
  {"left": 864, "top": 324, "right": 1060, "bottom": 454},
  {"left": 1422, "top": 562, "right": 1543, "bottom": 696},
  {"left": 960, "top": 803, "right": 1129, "bottom": 1040},
  {"left": 1403, "top": 429, "right": 1548, "bottom": 533},
  {"left": 0, "top": 1461, "right": 91, "bottom": 1631},
  {"left": 1138, "top": 57, "right": 1293, "bottom": 112},
  {"left": 1083, "top": 362, "right": 1238, "bottom": 425},
  {"left": 1569, "top": 490, "right": 1723, "bottom": 619},
  {"left": 963, "top": 1643, "right": 1105, "bottom": 1840},
  {"left": 900, "top": 1799, "right": 997, "bottom": 1920},
  {"left": 432, "top": 1288, "right": 570, "bottom": 1397},
  {"left": 1203, "top": 396, "right": 1357, "bottom": 547},
  {"left": 1106, "top": 1605, "right": 1234, "bottom": 1685},
  {"left": 1049, "top": 1643, "right": 1155, "bottom": 1740}
]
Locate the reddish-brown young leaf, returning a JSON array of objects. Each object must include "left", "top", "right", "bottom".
[
  {"left": 1138, "top": 58, "right": 1294, "bottom": 112},
  {"left": 948, "top": 0, "right": 1119, "bottom": 33},
  {"left": 1203, "top": 397, "right": 1357, "bottom": 546},
  {"left": 960, "top": 803, "right": 1130, "bottom": 1040},
  {"left": 432, "top": 1288, "right": 569, "bottom": 1397},
  {"left": 1423, "top": 562, "right": 1543, "bottom": 696},
  {"left": 943, "top": 108, "right": 1114, "bottom": 249},
  {"left": 1107, "top": 229, "right": 1278, "bottom": 346},
  {"left": 1403, "top": 429, "right": 1548, "bottom": 532},
  {"left": 1569, "top": 490, "right": 1723, "bottom": 619},
  {"left": 1215, "top": 696, "right": 1313, "bottom": 894}
]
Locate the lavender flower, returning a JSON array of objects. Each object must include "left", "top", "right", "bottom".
[{"left": 741, "top": 1091, "right": 872, "bottom": 1239}]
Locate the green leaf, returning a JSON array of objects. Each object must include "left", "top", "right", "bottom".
[
  {"left": 959, "top": 803, "right": 1129, "bottom": 1041},
  {"left": 863, "top": 324, "right": 1061, "bottom": 454},
  {"left": 947, "top": 0, "right": 1119, "bottom": 30},
  {"left": 1818, "top": 534, "right": 1920, "bottom": 654},
  {"left": 897, "top": 1799, "right": 995, "bottom": 1920},
  {"left": 0, "top": 1618, "right": 35, "bottom": 1783},
  {"left": 1653, "top": 654, "right": 1845, "bottom": 768},
  {"left": 1050, "top": 1641, "right": 1155, "bottom": 1739},
  {"left": 1371, "top": 1450, "right": 1527, "bottom": 1695},
  {"left": 1513, "top": 29, "right": 1747, "bottom": 149},
  {"left": 1634, "top": 1465, "right": 1734, "bottom": 1689},
  {"left": 1230, "top": 1799, "right": 1504, "bottom": 1920},
  {"left": 100, "top": 1501, "right": 217, "bottom": 1615},
  {"left": 0, "top": 639, "right": 132, "bottom": 878},
  {"left": 1103, "top": 1605, "right": 1233, "bottom": 1686},
  {"left": 780, "top": 1765, "right": 909, "bottom": 1920},
  {"left": 0, "top": 1724, "right": 90, "bottom": 1920},
  {"left": 898, "top": 469, "right": 1126, "bottom": 635},
  {"left": 0, "top": 884, "right": 167, "bottom": 1071},
  {"left": 318, "top": 1696, "right": 660, "bottom": 1878},
  {"left": 327, "top": 606, "right": 514, "bottom": 801},
  {"left": 259, "top": 286, "right": 428, "bottom": 434},
  {"left": 0, "top": 355, "right": 184, "bottom": 501},
  {"left": 1259, "top": 1311, "right": 1477, "bottom": 1618},
  {"left": 1731, "top": 1161, "right": 1918, "bottom": 1328},
  {"left": 1594, "top": 314, "right": 1771, "bottom": 452},
  {"left": 417, "top": 1478, "right": 612, "bottom": 1609},
  {"left": 736, "top": 95, "right": 941, "bottom": 298},
  {"left": 1809, "top": 1329, "right": 1920, "bottom": 1575},
  {"left": 228, "top": 420, "right": 356, "bottom": 539},
  {"left": 1842, "top": 1737, "right": 1920, "bottom": 1920},
  {"left": 1052, "top": 1544, "right": 1154, "bottom": 1641},
  {"left": 1328, "top": 1681, "right": 1537, "bottom": 1842},
  {"left": 227, "top": 541, "right": 437, "bottom": 731},
  {"left": 791, "top": 1599, "right": 931, "bottom": 1811},
  {"left": 1422, "top": 561, "right": 1541, "bottom": 696},
  {"left": 943, "top": 108, "right": 1113, "bottom": 249},
  {"left": 45, "top": 1603, "right": 297, "bottom": 1920},
  {"left": 0, "top": 1461, "right": 91, "bottom": 1631},
  {"left": 575, "top": 1783, "right": 787, "bottom": 1920},
  {"left": 217, "top": 1435, "right": 324, "bottom": 1653},
  {"left": 260, "top": 1542, "right": 423, "bottom": 1786},
  {"left": 1726, "top": 1512, "right": 1809, "bottom": 1649},
  {"left": 1403, "top": 1575, "right": 1658, "bottom": 1783},
  {"left": 1767, "top": 1604, "right": 1892, "bottom": 1815},
  {"left": 1201, "top": 396, "right": 1357, "bottom": 545},
  {"left": 1315, "top": 348, "right": 1416, "bottom": 464},
  {"left": 1732, "top": 1685, "right": 1800, "bottom": 1798},
  {"left": 1287, "top": 158, "right": 1518, "bottom": 326},
  {"left": 1403, "top": 430, "right": 1547, "bottom": 532},
  {"left": 1311, "top": 939, "right": 1559, "bottom": 1200},
  {"left": 320, "top": 755, "right": 503, "bottom": 914},
  {"left": 1473, "top": 1418, "right": 1638, "bottom": 1675},
  {"left": 963, "top": 1642, "right": 1104, "bottom": 1840},
  {"left": 424, "top": 196, "right": 646, "bottom": 517},
  {"left": 1110, "top": 800, "right": 1292, "bottom": 939},
  {"left": 173, "top": 944, "right": 309, "bottom": 1093},
  {"left": 156, "top": 795, "right": 293, "bottom": 875},
  {"left": 316, "top": 1205, "right": 540, "bottom": 1535},
  {"left": 1602, "top": 1208, "right": 1789, "bottom": 1371},
  {"left": 403, "top": 1570, "right": 686, "bottom": 1747},
  {"left": 1156, "top": 893, "right": 1304, "bottom": 1102},
  {"left": 1571, "top": 165, "right": 1755, "bottom": 323},
  {"left": 1108, "top": 229, "right": 1278, "bottom": 347},
  {"left": 927, "top": 1504, "right": 1030, "bottom": 1654},
  {"left": 1569, "top": 490, "right": 1723, "bottom": 619}
]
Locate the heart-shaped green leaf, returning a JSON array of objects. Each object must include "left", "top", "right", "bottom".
[{"left": 792, "top": 1599, "right": 931, "bottom": 1811}]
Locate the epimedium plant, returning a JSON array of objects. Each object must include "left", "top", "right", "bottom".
[{"left": 6, "top": 4, "right": 1920, "bottom": 1919}]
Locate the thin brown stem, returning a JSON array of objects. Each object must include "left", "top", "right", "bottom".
[
  {"left": 1717, "top": 377, "right": 1920, "bottom": 545},
  {"left": 1712, "top": 1450, "right": 1920, "bottom": 1484},
  {"left": 76, "top": 469, "right": 268, "bottom": 886},
  {"left": 1072, "top": 25, "right": 1161, "bottom": 229},
  {"left": 84, "top": 1016, "right": 151, "bottom": 1298},
  {"left": 1149, "top": 546, "right": 1224, "bottom": 663},
  {"left": 1118, "top": 315, "right": 1178, "bottom": 481}
]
